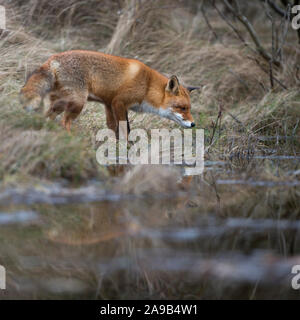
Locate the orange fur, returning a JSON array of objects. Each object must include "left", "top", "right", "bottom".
[{"left": 20, "top": 50, "right": 196, "bottom": 135}]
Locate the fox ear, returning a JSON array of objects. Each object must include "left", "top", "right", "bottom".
[
  {"left": 186, "top": 86, "right": 201, "bottom": 92},
  {"left": 166, "top": 75, "right": 179, "bottom": 94}
]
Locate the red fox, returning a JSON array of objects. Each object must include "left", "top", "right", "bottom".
[{"left": 20, "top": 50, "right": 199, "bottom": 135}]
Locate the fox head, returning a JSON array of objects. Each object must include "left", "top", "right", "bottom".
[
  {"left": 20, "top": 87, "right": 42, "bottom": 112},
  {"left": 160, "top": 75, "right": 199, "bottom": 128}
]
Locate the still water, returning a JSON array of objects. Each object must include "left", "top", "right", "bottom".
[{"left": 0, "top": 155, "right": 300, "bottom": 299}]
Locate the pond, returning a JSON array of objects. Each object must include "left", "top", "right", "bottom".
[{"left": 0, "top": 154, "right": 300, "bottom": 299}]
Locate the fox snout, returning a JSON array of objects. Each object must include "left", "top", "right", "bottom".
[
  {"left": 172, "top": 111, "right": 195, "bottom": 128},
  {"left": 20, "top": 92, "right": 42, "bottom": 113},
  {"left": 179, "top": 119, "right": 195, "bottom": 128},
  {"left": 22, "top": 102, "right": 41, "bottom": 113},
  {"left": 23, "top": 105, "right": 36, "bottom": 113}
]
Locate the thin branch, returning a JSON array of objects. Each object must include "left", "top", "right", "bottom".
[
  {"left": 200, "top": 2, "right": 220, "bottom": 43},
  {"left": 262, "top": 0, "right": 290, "bottom": 18},
  {"left": 222, "top": 0, "right": 280, "bottom": 66},
  {"left": 227, "top": 111, "right": 246, "bottom": 129},
  {"left": 264, "top": 1, "right": 275, "bottom": 89},
  {"left": 228, "top": 68, "right": 249, "bottom": 90},
  {"left": 269, "top": 60, "right": 274, "bottom": 89},
  {"left": 296, "top": 65, "right": 300, "bottom": 82},
  {"left": 209, "top": 108, "right": 222, "bottom": 147},
  {"left": 247, "top": 56, "right": 288, "bottom": 89},
  {"left": 212, "top": 0, "right": 257, "bottom": 56},
  {"left": 292, "top": 0, "right": 300, "bottom": 44},
  {"left": 262, "top": 0, "right": 300, "bottom": 44}
]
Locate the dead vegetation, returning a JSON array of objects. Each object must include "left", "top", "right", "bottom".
[
  {"left": 0, "top": 1, "right": 298, "bottom": 170},
  {"left": 0, "top": 1, "right": 298, "bottom": 182},
  {"left": 1, "top": 0, "right": 300, "bottom": 300}
]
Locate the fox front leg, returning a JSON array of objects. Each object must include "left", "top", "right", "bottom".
[{"left": 111, "top": 99, "right": 129, "bottom": 140}]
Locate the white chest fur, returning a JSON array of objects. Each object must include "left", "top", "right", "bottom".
[
  {"left": 130, "top": 101, "right": 172, "bottom": 119},
  {"left": 129, "top": 101, "right": 192, "bottom": 128}
]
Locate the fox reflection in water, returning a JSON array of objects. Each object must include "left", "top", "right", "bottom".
[{"left": 46, "top": 165, "right": 194, "bottom": 246}]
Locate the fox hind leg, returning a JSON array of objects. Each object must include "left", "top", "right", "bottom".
[
  {"left": 45, "top": 91, "right": 68, "bottom": 120},
  {"left": 62, "top": 92, "right": 88, "bottom": 132},
  {"left": 62, "top": 104, "right": 81, "bottom": 132},
  {"left": 45, "top": 89, "right": 87, "bottom": 132},
  {"left": 46, "top": 98, "right": 67, "bottom": 120}
]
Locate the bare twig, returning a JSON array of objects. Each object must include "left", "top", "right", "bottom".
[
  {"left": 269, "top": 60, "right": 274, "bottom": 89},
  {"left": 247, "top": 56, "right": 288, "bottom": 89},
  {"left": 209, "top": 107, "right": 223, "bottom": 147},
  {"left": 221, "top": 0, "right": 280, "bottom": 66},
  {"left": 262, "top": 0, "right": 300, "bottom": 44},
  {"left": 212, "top": 0, "right": 257, "bottom": 56},
  {"left": 264, "top": 1, "right": 275, "bottom": 89},
  {"left": 296, "top": 65, "right": 300, "bottom": 82},
  {"left": 228, "top": 111, "right": 245, "bottom": 128},
  {"left": 262, "top": 0, "right": 289, "bottom": 18},
  {"left": 200, "top": 2, "right": 221, "bottom": 43},
  {"left": 228, "top": 68, "right": 249, "bottom": 90}
]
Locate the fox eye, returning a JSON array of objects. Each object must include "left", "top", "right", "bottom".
[{"left": 176, "top": 105, "right": 186, "bottom": 111}]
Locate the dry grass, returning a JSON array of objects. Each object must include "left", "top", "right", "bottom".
[
  {"left": 116, "top": 165, "right": 181, "bottom": 195},
  {"left": 0, "top": 0, "right": 299, "bottom": 183},
  {"left": 0, "top": 123, "right": 99, "bottom": 181},
  {"left": 3, "top": 0, "right": 300, "bottom": 302},
  {"left": 0, "top": 0, "right": 299, "bottom": 300}
]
